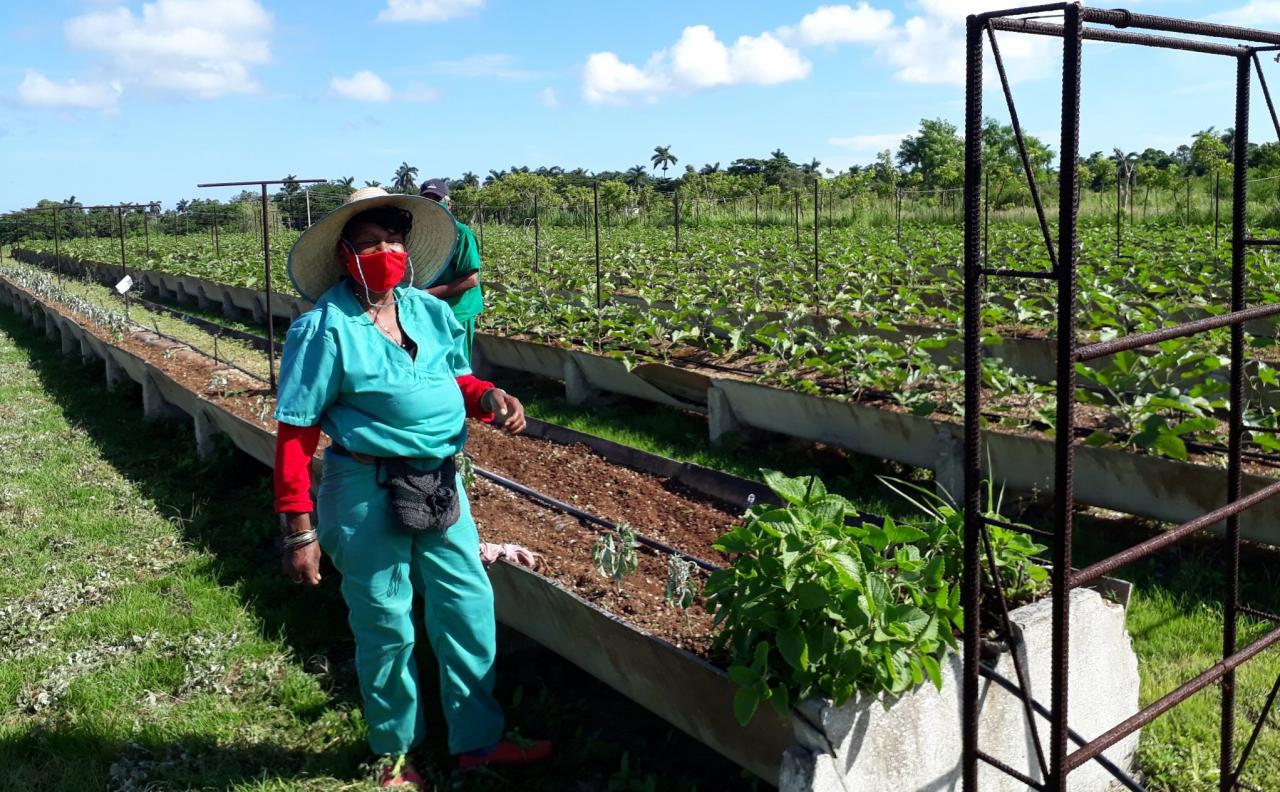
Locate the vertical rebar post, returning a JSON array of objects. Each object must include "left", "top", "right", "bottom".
[
  {"left": 1215, "top": 171, "right": 1222, "bottom": 251},
  {"left": 117, "top": 207, "right": 129, "bottom": 321},
  {"left": 896, "top": 189, "right": 903, "bottom": 247},
  {"left": 213, "top": 215, "right": 221, "bottom": 259},
  {"left": 1220, "top": 51, "right": 1250, "bottom": 792},
  {"left": 1116, "top": 153, "right": 1123, "bottom": 261},
  {"left": 260, "top": 183, "right": 276, "bottom": 391},
  {"left": 143, "top": 211, "right": 150, "bottom": 258},
  {"left": 593, "top": 181, "right": 602, "bottom": 353},
  {"left": 813, "top": 179, "right": 820, "bottom": 317},
  {"left": 1049, "top": 6, "right": 1082, "bottom": 789},
  {"left": 52, "top": 206, "right": 61, "bottom": 284},
  {"left": 674, "top": 189, "right": 681, "bottom": 252},
  {"left": 961, "top": 13, "right": 984, "bottom": 792},
  {"left": 794, "top": 191, "right": 801, "bottom": 247}
]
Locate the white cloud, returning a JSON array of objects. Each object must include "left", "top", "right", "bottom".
[
  {"left": 399, "top": 83, "right": 441, "bottom": 102},
  {"left": 876, "top": 0, "right": 1048, "bottom": 85},
  {"left": 780, "top": 3, "right": 895, "bottom": 46},
  {"left": 582, "top": 52, "right": 665, "bottom": 104},
  {"left": 582, "top": 25, "right": 810, "bottom": 104},
  {"left": 330, "top": 71, "right": 439, "bottom": 103},
  {"left": 431, "top": 53, "right": 537, "bottom": 80},
  {"left": 63, "top": 0, "right": 272, "bottom": 99},
  {"left": 537, "top": 87, "right": 560, "bottom": 108},
  {"left": 377, "top": 0, "right": 483, "bottom": 23},
  {"left": 17, "top": 70, "right": 123, "bottom": 110},
  {"left": 1210, "top": 1, "right": 1280, "bottom": 25},
  {"left": 829, "top": 131, "right": 910, "bottom": 152},
  {"left": 331, "top": 70, "right": 393, "bottom": 102}
]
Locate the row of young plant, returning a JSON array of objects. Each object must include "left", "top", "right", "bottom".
[
  {"left": 586, "top": 470, "right": 1045, "bottom": 725},
  {"left": 20, "top": 220, "right": 1280, "bottom": 463},
  {"left": 0, "top": 265, "right": 1049, "bottom": 731}
]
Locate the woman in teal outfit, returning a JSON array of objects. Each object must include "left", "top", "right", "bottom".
[{"left": 271, "top": 187, "right": 550, "bottom": 788}]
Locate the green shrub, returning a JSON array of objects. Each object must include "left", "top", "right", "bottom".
[{"left": 706, "top": 470, "right": 1046, "bottom": 725}]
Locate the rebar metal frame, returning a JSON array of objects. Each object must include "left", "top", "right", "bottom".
[{"left": 964, "top": 5, "right": 1280, "bottom": 790}]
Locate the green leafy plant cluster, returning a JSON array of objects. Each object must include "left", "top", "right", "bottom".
[{"left": 706, "top": 470, "right": 1046, "bottom": 725}]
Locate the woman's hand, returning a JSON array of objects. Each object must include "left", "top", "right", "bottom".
[
  {"left": 482, "top": 388, "right": 527, "bottom": 435},
  {"left": 280, "top": 512, "right": 322, "bottom": 586}
]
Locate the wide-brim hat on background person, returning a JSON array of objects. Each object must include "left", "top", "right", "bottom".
[{"left": 288, "top": 186, "right": 458, "bottom": 303}]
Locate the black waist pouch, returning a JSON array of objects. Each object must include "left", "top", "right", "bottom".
[{"left": 375, "top": 456, "right": 460, "bottom": 534}]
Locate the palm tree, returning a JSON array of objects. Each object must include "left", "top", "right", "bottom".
[
  {"left": 801, "top": 158, "right": 822, "bottom": 175},
  {"left": 364, "top": 180, "right": 382, "bottom": 188},
  {"left": 485, "top": 169, "right": 507, "bottom": 185},
  {"left": 699, "top": 162, "right": 721, "bottom": 175},
  {"left": 63, "top": 195, "right": 81, "bottom": 207},
  {"left": 176, "top": 199, "right": 190, "bottom": 214},
  {"left": 651, "top": 145, "right": 678, "bottom": 177},
  {"left": 392, "top": 162, "right": 419, "bottom": 194},
  {"left": 461, "top": 171, "right": 480, "bottom": 189},
  {"left": 281, "top": 175, "right": 301, "bottom": 197},
  {"left": 625, "top": 165, "right": 648, "bottom": 189},
  {"left": 335, "top": 176, "right": 355, "bottom": 188},
  {"left": 770, "top": 149, "right": 791, "bottom": 164}
]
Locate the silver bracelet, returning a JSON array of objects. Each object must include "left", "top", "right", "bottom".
[{"left": 280, "top": 529, "right": 318, "bottom": 551}]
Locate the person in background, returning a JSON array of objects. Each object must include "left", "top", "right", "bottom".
[
  {"left": 420, "top": 178, "right": 484, "bottom": 363},
  {"left": 273, "top": 187, "right": 550, "bottom": 789}
]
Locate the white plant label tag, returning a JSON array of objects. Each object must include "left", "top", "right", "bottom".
[{"left": 115, "top": 275, "right": 134, "bottom": 295}]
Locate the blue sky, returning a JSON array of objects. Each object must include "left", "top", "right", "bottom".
[{"left": 2, "top": 0, "right": 1279, "bottom": 209}]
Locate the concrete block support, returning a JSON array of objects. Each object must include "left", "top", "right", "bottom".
[
  {"left": 708, "top": 384, "right": 743, "bottom": 448},
  {"left": 44, "top": 312, "right": 56, "bottom": 340},
  {"left": 780, "top": 589, "right": 1139, "bottom": 792},
  {"left": 60, "top": 328, "right": 76, "bottom": 357},
  {"left": 195, "top": 289, "right": 212, "bottom": 312},
  {"left": 30, "top": 304, "right": 42, "bottom": 329},
  {"left": 563, "top": 357, "right": 600, "bottom": 406},
  {"left": 141, "top": 375, "right": 182, "bottom": 422},
  {"left": 105, "top": 356, "right": 125, "bottom": 391},
  {"left": 79, "top": 336, "right": 95, "bottom": 364},
  {"left": 193, "top": 409, "right": 222, "bottom": 459},
  {"left": 933, "top": 429, "right": 964, "bottom": 504}
]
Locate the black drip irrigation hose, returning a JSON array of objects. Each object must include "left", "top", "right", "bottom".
[
  {"left": 978, "top": 663, "right": 1147, "bottom": 792},
  {"left": 129, "top": 319, "right": 269, "bottom": 386},
  {"left": 131, "top": 293, "right": 279, "bottom": 353},
  {"left": 472, "top": 464, "right": 722, "bottom": 573}
]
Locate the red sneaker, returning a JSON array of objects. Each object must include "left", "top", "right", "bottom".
[
  {"left": 458, "top": 738, "right": 553, "bottom": 769},
  {"left": 376, "top": 755, "right": 424, "bottom": 789}
]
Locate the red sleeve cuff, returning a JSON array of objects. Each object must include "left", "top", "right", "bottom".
[
  {"left": 456, "top": 374, "right": 496, "bottom": 421},
  {"left": 274, "top": 423, "right": 321, "bottom": 513}
]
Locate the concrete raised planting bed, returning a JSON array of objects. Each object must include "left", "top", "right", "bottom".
[
  {"left": 709, "top": 377, "right": 1280, "bottom": 546},
  {"left": 0, "top": 272, "right": 1144, "bottom": 790}
]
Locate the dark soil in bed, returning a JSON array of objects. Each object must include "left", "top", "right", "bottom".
[{"left": 464, "top": 421, "right": 741, "bottom": 656}]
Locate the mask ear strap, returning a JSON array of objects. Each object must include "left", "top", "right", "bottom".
[{"left": 341, "top": 238, "right": 388, "bottom": 308}]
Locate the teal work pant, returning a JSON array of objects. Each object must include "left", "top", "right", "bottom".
[{"left": 316, "top": 449, "right": 504, "bottom": 756}]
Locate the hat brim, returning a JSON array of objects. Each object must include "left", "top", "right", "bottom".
[{"left": 287, "top": 193, "right": 457, "bottom": 303}]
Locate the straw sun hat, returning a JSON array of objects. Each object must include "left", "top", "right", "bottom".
[{"left": 287, "top": 186, "right": 458, "bottom": 303}]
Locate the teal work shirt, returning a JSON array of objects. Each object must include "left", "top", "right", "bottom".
[
  {"left": 429, "top": 220, "right": 484, "bottom": 321},
  {"left": 274, "top": 279, "right": 472, "bottom": 461}
]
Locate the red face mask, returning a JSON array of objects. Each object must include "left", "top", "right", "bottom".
[{"left": 342, "top": 245, "right": 409, "bottom": 292}]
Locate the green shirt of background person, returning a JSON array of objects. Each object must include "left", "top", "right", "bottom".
[{"left": 420, "top": 178, "right": 482, "bottom": 362}]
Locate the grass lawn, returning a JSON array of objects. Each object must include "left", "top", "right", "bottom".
[{"left": 0, "top": 302, "right": 760, "bottom": 791}]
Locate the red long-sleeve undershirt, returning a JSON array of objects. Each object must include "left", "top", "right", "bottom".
[{"left": 273, "top": 374, "right": 496, "bottom": 514}]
